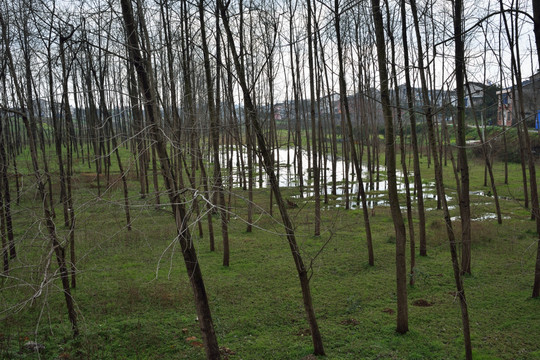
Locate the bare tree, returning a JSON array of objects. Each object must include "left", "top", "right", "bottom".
[
  {"left": 334, "top": 0, "right": 374, "bottom": 266},
  {"left": 384, "top": 0, "right": 416, "bottom": 285},
  {"left": 218, "top": 0, "right": 325, "bottom": 354},
  {"left": 120, "top": 0, "right": 221, "bottom": 357},
  {"left": 370, "top": 0, "right": 408, "bottom": 334},
  {"left": 1, "top": 10, "right": 79, "bottom": 337},
  {"left": 452, "top": 0, "right": 472, "bottom": 275},
  {"left": 307, "top": 0, "right": 321, "bottom": 236},
  {"left": 198, "top": 0, "right": 230, "bottom": 262}
]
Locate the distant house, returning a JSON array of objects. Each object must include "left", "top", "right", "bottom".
[
  {"left": 320, "top": 93, "right": 340, "bottom": 115},
  {"left": 496, "top": 71, "right": 540, "bottom": 127},
  {"left": 464, "top": 82, "right": 485, "bottom": 108},
  {"left": 32, "top": 98, "right": 64, "bottom": 119},
  {"left": 496, "top": 88, "right": 513, "bottom": 127},
  {"left": 391, "top": 85, "right": 456, "bottom": 108},
  {"left": 273, "top": 103, "right": 286, "bottom": 121},
  {"left": 393, "top": 84, "right": 423, "bottom": 107}
]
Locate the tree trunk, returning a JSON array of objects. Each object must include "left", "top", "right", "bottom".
[
  {"left": 198, "top": 0, "right": 229, "bottom": 255},
  {"left": 59, "top": 36, "right": 79, "bottom": 287},
  {"left": 531, "top": 0, "right": 540, "bottom": 298},
  {"left": 218, "top": 1, "right": 325, "bottom": 354},
  {"left": 0, "top": 127, "right": 9, "bottom": 273},
  {"left": 307, "top": 0, "right": 320, "bottom": 236},
  {"left": 334, "top": 0, "right": 374, "bottom": 266},
  {"left": 400, "top": 0, "right": 427, "bottom": 257},
  {"left": 386, "top": 0, "right": 415, "bottom": 285},
  {"left": 371, "top": 0, "right": 408, "bottom": 334},
  {"left": 452, "top": 0, "right": 472, "bottom": 275},
  {"left": 119, "top": 1, "right": 221, "bottom": 357},
  {"left": 1, "top": 12, "right": 79, "bottom": 336}
]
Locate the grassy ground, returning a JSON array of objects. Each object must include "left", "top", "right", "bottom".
[{"left": 1, "top": 145, "right": 539, "bottom": 359}]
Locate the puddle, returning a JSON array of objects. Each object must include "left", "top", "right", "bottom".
[
  {"left": 450, "top": 213, "right": 510, "bottom": 222},
  {"left": 220, "top": 147, "right": 402, "bottom": 190},
  {"left": 219, "top": 146, "right": 510, "bottom": 216}
]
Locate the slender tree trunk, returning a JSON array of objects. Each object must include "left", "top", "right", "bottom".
[
  {"left": 334, "top": 0, "right": 374, "bottom": 266},
  {"left": 531, "top": 0, "right": 540, "bottom": 298},
  {"left": 0, "top": 126, "right": 9, "bottom": 273},
  {"left": 307, "top": 0, "right": 320, "bottom": 236},
  {"left": 198, "top": 0, "right": 229, "bottom": 256},
  {"left": 47, "top": 44, "right": 70, "bottom": 229},
  {"left": 0, "top": 125, "right": 15, "bottom": 260},
  {"left": 400, "top": 0, "right": 427, "bottom": 257},
  {"left": 59, "top": 36, "right": 79, "bottom": 287},
  {"left": 31, "top": 82, "right": 56, "bottom": 217},
  {"left": 1, "top": 12, "right": 79, "bottom": 336},
  {"left": 128, "top": 59, "right": 148, "bottom": 199},
  {"left": 289, "top": 8, "right": 303, "bottom": 199},
  {"left": 120, "top": 1, "right": 221, "bottom": 357},
  {"left": 180, "top": 0, "right": 204, "bottom": 240},
  {"left": 151, "top": 141, "right": 161, "bottom": 209},
  {"left": 371, "top": 0, "right": 408, "bottom": 333},
  {"left": 533, "top": 1, "right": 540, "bottom": 68},
  {"left": 452, "top": 0, "right": 472, "bottom": 275},
  {"left": 385, "top": 0, "right": 415, "bottom": 285},
  {"left": 218, "top": 1, "right": 325, "bottom": 354}
]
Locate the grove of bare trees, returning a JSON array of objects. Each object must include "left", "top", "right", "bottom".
[{"left": 1, "top": 0, "right": 539, "bottom": 358}]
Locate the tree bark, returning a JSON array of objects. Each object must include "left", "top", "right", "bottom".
[
  {"left": 218, "top": 1, "right": 325, "bottom": 354},
  {"left": 371, "top": 0, "right": 408, "bottom": 334},
  {"left": 120, "top": 1, "right": 221, "bottom": 357},
  {"left": 1, "top": 12, "right": 79, "bottom": 336},
  {"left": 452, "top": 0, "right": 472, "bottom": 275},
  {"left": 307, "top": 0, "right": 320, "bottom": 236},
  {"left": 401, "top": 0, "right": 427, "bottom": 257},
  {"left": 198, "top": 0, "right": 229, "bottom": 256},
  {"left": 335, "top": 0, "right": 374, "bottom": 266}
]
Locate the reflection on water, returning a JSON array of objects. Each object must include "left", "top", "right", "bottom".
[
  {"left": 221, "top": 147, "right": 370, "bottom": 189},
  {"left": 221, "top": 147, "right": 416, "bottom": 192},
  {"left": 450, "top": 213, "right": 510, "bottom": 222},
  {"left": 218, "top": 147, "right": 504, "bottom": 220}
]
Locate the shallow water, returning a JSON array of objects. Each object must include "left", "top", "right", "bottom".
[{"left": 217, "top": 146, "right": 502, "bottom": 220}]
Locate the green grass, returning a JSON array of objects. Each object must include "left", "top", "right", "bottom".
[{"left": 0, "top": 145, "right": 539, "bottom": 359}]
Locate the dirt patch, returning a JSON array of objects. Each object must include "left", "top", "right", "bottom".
[
  {"left": 185, "top": 336, "right": 203, "bottom": 348},
  {"left": 340, "top": 318, "right": 360, "bottom": 326},
  {"left": 412, "top": 299, "right": 433, "bottom": 307},
  {"left": 220, "top": 346, "right": 236, "bottom": 358}
]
